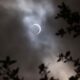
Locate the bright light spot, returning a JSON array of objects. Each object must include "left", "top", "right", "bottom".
[
  {"left": 44, "top": 56, "right": 76, "bottom": 80},
  {"left": 31, "top": 24, "right": 41, "bottom": 35}
]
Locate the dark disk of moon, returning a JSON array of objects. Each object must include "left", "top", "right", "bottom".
[{"left": 31, "top": 24, "right": 41, "bottom": 35}]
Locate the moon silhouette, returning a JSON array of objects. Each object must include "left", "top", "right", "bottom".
[{"left": 32, "top": 24, "right": 41, "bottom": 35}]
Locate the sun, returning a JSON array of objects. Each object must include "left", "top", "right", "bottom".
[{"left": 31, "top": 24, "right": 42, "bottom": 35}]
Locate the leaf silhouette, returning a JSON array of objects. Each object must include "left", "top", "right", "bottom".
[
  {"left": 50, "top": 77, "right": 54, "bottom": 80},
  {"left": 74, "top": 58, "right": 80, "bottom": 67},
  {"left": 39, "top": 63, "right": 47, "bottom": 74},
  {"left": 57, "top": 53, "right": 64, "bottom": 62},
  {"left": 11, "top": 67, "right": 19, "bottom": 77},
  {"left": 65, "top": 51, "right": 71, "bottom": 59},
  {"left": 3, "top": 77, "right": 9, "bottom": 80},
  {"left": 56, "top": 28, "right": 66, "bottom": 37}
]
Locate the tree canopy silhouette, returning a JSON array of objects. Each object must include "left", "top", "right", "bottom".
[
  {"left": 0, "top": 56, "right": 23, "bottom": 80},
  {"left": 57, "top": 51, "right": 80, "bottom": 80},
  {"left": 38, "top": 63, "right": 59, "bottom": 80},
  {"left": 55, "top": 2, "right": 80, "bottom": 38},
  {"left": 55, "top": 2, "right": 80, "bottom": 80},
  {"left": 38, "top": 2, "right": 80, "bottom": 80}
]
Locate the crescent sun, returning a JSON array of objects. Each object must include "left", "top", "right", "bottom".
[{"left": 32, "top": 24, "right": 41, "bottom": 35}]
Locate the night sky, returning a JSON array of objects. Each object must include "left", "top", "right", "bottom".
[{"left": 0, "top": 0, "right": 80, "bottom": 80}]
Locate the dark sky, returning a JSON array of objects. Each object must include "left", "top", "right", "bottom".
[{"left": 0, "top": 0, "right": 80, "bottom": 80}]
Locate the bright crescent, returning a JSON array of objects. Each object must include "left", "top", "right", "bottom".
[{"left": 33, "top": 24, "right": 41, "bottom": 35}]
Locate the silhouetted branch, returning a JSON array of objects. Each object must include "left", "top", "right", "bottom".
[
  {"left": 38, "top": 63, "right": 59, "bottom": 80},
  {"left": 57, "top": 51, "right": 80, "bottom": 80},
  {"left": 0, "top": 56, "right": 23, "bottom": 80},
  {"left": 55, "top": 2, "right": 80, "bottom": 38}
]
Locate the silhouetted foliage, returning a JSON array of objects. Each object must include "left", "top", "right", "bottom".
[
  {"left": 38, "top": 63, "right": 59, "bottom": 80},
  {"left": 57, "top": 52, "right": 80, "bottom": 80},
  {"left": 56, "top": 28, "right": 66, "bottom": 38},
  {"left": 0, "top": 56, "right": 23, "bottom": 80},
  {"left": 55, "top": 2, "right": 80, "bottom": 38}
]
